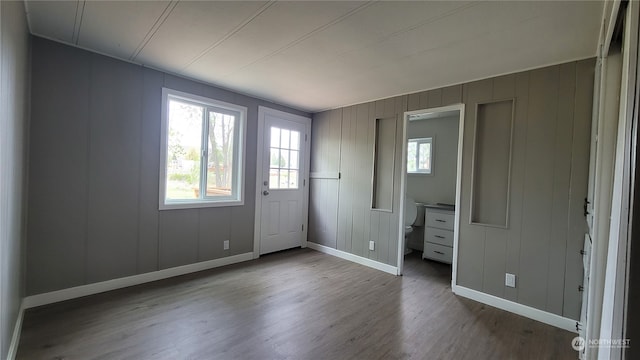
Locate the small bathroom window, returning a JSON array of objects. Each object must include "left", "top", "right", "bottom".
[{"left": 407, "top": 137, "right": 433, "bottom": 174}]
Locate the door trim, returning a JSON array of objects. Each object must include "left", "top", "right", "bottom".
[
  {"left": 396, "top": 103, "right": 465, "bottom": 280},
  {"left": 253, "top": 106, "right": 312, "bottom": 259}
]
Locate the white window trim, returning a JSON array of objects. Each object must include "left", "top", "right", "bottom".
[
  {"left": 159, "top": 88, "right": 247, "bottom": 210},
  {"left": 408, "top": 137, "right": 434, "bottom": 175}
]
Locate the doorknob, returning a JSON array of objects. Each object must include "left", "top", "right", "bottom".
[{"left": 263, "top": 190, "right": 270, "bottom": 196}]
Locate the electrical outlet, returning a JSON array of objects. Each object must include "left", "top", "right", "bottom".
[
  {"left": 505, "top": 273, "right": 516, "bottom": 288},
  {"left": 369, "top": 241, "right": 375, "bottom": 251},
  {"left": 223, "top": 240, "right": 229, "bottom": 250}
]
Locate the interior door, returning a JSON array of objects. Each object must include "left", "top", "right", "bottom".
[{"left": 259, "top": 112, "right": 308, "bottom": 255}]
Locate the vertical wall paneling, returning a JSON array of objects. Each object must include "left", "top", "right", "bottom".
[
  {"left": 158, "top": 209, "right": 199, "bottom": 269},
  {"left": 197, "top": 207, "right": 231, "bottom": 261},
  {"left": 442, "top": 85, "right": 463, "bottom": 106},
  {"left": 338, "top": 106, "right": 357, "bottom": 254},
  {"left": 563, "top": 59, "right": 595, "bottom": 319},
  {"left": 28, "top": 40, "right": 90, "bottom": 294},
  {"left": 457, "top": 78, "right": 492, "bottom": 290},
  {"left": 470, "top": 99, "right": 514, "bottom": 227},
  {"left": 504, "top": 73, "right": 529, "bottom": 302},
  {"left": 86, "top": 55, "right": 142, "bottom": 283},
  {"left": 308, "top": 109, "right": 341, "bottom": 249},
  {"left": 307, "top": 60, "right": 593, "bottom": 319},
  {"left": 518, "top": 66, "right": 560, "bottom": 311},
  {"left": 27, "top": 38, "right": 309, "bottom": 295},
  {"left": 546, "top": 63, "right": 576, "bottom": 315},
  {"left": 137, "top": 68, "right": 163, "bottom": 274}
]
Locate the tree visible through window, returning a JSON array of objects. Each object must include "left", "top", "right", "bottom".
[
  {"left": 161, "top": 89, "right": 246, "bottom": 209},
  {"left": 407, "top": 137, "right": 433, "bottom": 174}
]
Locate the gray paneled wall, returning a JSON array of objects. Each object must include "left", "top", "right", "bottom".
[
  {"left": 0, "top": 2, "right": 29, "bottom": 358},
  {"left": 309, "top": 60, "right": 593, "bottom": 320},
  {"left": 26, "top": 37, "right": 309, "bottom": 296},
  {"left": 308, "top": 109, "right": 341, "bottom": 248}
]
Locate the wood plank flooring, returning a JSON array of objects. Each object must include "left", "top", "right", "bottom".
[{"left": 17, "top": 249, "right": 578, "bottom": 359}]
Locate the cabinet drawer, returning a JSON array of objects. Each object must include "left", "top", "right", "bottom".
[
  {"left": 425, "top": 227, "right": 453, "bottom": 247},
  {"left": 423, "top": 242, "right": 453, "bottom": 264},
  {"left": 425, "top": 211, "right": 454, "bottom": 230}
]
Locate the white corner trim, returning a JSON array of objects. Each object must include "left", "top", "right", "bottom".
[
  {"left": 23, "top": 252, "right": 254, "bottom": 309},
  {"left": 452, "top": 284, "right": 578, "bottom": 333},
  {"left": 7, "top": 300, "right": 25, "bottom": 360},
  {"left": 307, "top": 242, "right": 399, "bottom": 275}
]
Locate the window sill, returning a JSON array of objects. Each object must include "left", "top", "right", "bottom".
[{"left": 159, "top": 199, "right": 244, "bottom": 211}]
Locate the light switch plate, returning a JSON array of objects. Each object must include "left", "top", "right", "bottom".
[
  {"left": 505, "top": 273, "right": 516, "bottom": 288},
  {"left": 223, "top": 240, "right": 229, "bottom": 250},
  {"left": 369, "top": 241, "right": 375, "bottom": 251}
]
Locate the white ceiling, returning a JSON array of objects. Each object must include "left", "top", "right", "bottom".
[{"left": 24, "top": 0, "right": 604, "bottom": 113}]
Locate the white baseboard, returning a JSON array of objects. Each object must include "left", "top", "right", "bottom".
[
  {"left": 452, "top": 284, "right": 578, "bottom": 333},
  {"left": 23, "top": 252, "right": 254, "bottom": 309},
  {"left": 7, "top": 300, "right": 25, "bottom": 360},
  {"left": 307, "top": 242, "right": 399, "bottom": 275}
]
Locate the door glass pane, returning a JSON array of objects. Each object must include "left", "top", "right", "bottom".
[
  {"left": 289, "top": 170, "right": 298, "bottom": 188},
  {"left": 279, "top": 170, "right": 289, "bottom": 189},
  {"left": 280, "top": 149, "right": 289, "bottom": 168},
  {"left": 290, "top": 150, "right": 299, "bottom": 169},
  {"left": 268, "top": 127, "right": 300, "bottom": 190},
  {"left": 269, "top": 169, "right": 279, "bottom": 189},
  {"left": 281, "top": 129, "right": 290, "bottom": 148},
  {"left": 270, "top": 148, "right": 280, "bottom": 167},
  {"left": 166, "top": 99, "right": 203, "bottom": 200},
  {"left": 270, "top": 127, "right": 280, "bottom": 148},
  {"left": 206, "top": 112, "right": 235, "bottom": 197},
  {"left": 290, "top": 131, "right": 300, "bottom": 150}
]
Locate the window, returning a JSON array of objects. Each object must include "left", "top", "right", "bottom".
[
  {"left": 160, "top": 88, "right": 246, "bottom": 209},
  {"left": 269, "top": 126, "right": 300, "bottom": 189},
  {"left": 407, "top": 137, "right": 433, "bottom": 174}
]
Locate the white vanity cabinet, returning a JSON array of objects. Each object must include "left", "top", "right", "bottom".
[{"left": 423, "top": 206, "right": 454, "bottom": 264}]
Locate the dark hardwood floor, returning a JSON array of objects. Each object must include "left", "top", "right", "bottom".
[{"left": 17, "top": 249, "right": 578, "bottom": 359}]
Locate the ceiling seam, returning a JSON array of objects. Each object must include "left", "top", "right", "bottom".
[
  {"left": 71, "top": 0, "right": 86, "bottom": 45},
  {"left": 219, "top": 1, "right": 377, "bottom": 79},
  {"left": 182, "top": 0, "right": 277, "bottom": 70},
  {"left": 266, "top": 1, "right": 481, "bottom": 83},
  {"left": 130, "top": 1, "right": 179, "bottom": 61}
]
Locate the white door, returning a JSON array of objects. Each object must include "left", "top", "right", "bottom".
[{"left": 256, "top": 107, "right": 310, "bottom": 255}]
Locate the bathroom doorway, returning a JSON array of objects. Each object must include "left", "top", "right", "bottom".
[{"left": 397, "top": 104, "right": 465, "bottom": 282}]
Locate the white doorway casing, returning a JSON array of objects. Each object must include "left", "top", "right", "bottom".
[
  {"left": 397, "top": 104, "right": 465, "bottom": 279},
  {"left": 254, "top": 106, "right": 312, "bottom": 258}
]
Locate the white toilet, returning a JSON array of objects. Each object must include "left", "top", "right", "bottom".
[
  {"left": 404, "top": 197, "right": 418, "bottom": 235},
  {"left": 404, "top": 197, "right": 424, "bottom": 254}
]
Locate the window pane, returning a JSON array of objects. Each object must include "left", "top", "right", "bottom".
[
  {"left": 206, "top": 112, "right": 235, "bottom": 197},
  {"left": 289, "top": 170, "right": 298, "bottom": 188},
  {"left": 280, "top": 149, "right": 289, "bottom": 168},
  {"left": 281, "top": 129, "right": 290, "bottom": 149},
  {"left": 270, "top": 127, "right": 280, "bottom": 148},
  {"left": 269, "top": 169, "right": 279, "bottom": 189},
  {"left": 290, "top": 150, "right": 299, "bottom": 169},
  {"left": 270, "top": 148, "right": 280, "bottom": 167},
  {"left": 418, "top": 142, "right": 431, "bottom": 171},
  {"left": 290, "top": 131, "right": 300, "bottom": 150},
  {"left": 407, "top": 141, "right": 417, "bottom": 172},
  {"left": 279, "top": 170, "right": 289, "bottom": 189},
  {"left": 166, "top": 99, "right": 203, "bottom": 200}
]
